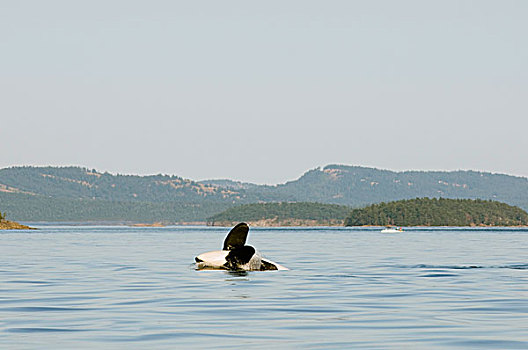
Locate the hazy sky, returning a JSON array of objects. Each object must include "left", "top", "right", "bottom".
[{"left": 1, "top": 1, "right": 527, "bottom": 184}]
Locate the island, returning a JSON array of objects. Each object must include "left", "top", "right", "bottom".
[
  {"left": 345, "top": 198, "right": 528, "bottom": 227},
  {"left": 207, "top": 202, "right": 352, "bottom": 227}
]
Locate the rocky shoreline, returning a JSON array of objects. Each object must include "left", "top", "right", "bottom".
[
  {"left": 208, "top": 218, "right": 345, "bottom": 227},
  {"left": 0, "top": 220, "right": 36, "bottom": 230}
]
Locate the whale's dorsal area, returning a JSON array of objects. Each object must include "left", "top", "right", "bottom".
[{"left": 223, "top": 222, "right": 249, "bottom": 250}]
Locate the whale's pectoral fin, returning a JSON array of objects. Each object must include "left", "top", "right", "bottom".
[
  {"left": 260, "top": 258, "right": 289, "bottom": 271},
  {"left": 223, "top": 222, "right": 249, "bottom": 250}
]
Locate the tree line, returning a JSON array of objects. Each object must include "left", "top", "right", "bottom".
[
  {"left": 345, "top": 197, "right": 528, "bottom": 226},
  {"left": 207, "top": 202, "right": 352, "bottom": 225}
]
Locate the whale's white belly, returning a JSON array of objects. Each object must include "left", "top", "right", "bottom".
[{"left": 195, "top": 250, "right": 229, "bottom": 269}]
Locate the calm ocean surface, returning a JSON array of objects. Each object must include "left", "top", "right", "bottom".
[{"left": 1, "top": 226, "right": 527, "bottom": 349}]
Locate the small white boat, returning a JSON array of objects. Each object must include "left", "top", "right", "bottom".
[{"left": 381, "top": 226, "right": 404, "bottom": 233}]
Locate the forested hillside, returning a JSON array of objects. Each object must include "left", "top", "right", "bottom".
[
  {"left": 345, "top": 198, "right": 528, "bottom": 227},
  {"left": 0, "top": 166, "right": 249, "bottom": 203},
  {"left": 1, "top": 165, "right": 527, "bottom": 222},
  {"left": 0, "top": 192, "right": 229, "bottom": 223},
  {"left": 208, "top": 202, "right": 351, "bottom": 226},
  {"left": 263, "top": 165, "right": 528, "bottom": 210}
]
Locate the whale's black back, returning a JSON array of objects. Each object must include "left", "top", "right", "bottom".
[{"left": 223, "top": 222, "right": 249, "bottom": 250}]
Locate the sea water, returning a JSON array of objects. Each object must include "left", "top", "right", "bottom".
[{"left": 1, "top": 226, "right": 527, "bottom": 349}]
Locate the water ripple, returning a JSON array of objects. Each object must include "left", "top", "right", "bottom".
[
  {"left": 6, "top": 328, "right": 88, "bottom": 333},
  {"left": 1, "top": 306, "right": 98, "bottom": 312},
  {"left": 392, "top": 263, "right": 528, "bottom": 270},
  {"left": 1, "top": 226, "right": 527, "bottom": 349}
]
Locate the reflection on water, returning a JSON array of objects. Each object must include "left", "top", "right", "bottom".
[
  {"left": 225, "top": 270, "right": 249, "bottom": 278},
  {"left": 0, "top": 226, "right": 527, "bottom": 349}
]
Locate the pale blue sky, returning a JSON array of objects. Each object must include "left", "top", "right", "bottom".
[{"left": 1, "top": 1, "right": 527, "bottom": 184}]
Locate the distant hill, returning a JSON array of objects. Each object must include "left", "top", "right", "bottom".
[
  {"left": 262, "top": 165, "right": 528, "bottom": 210},
  {"left": 207, "top": 202, "right": 352, "bottom": 227},
  {"left": 198, "top": 179, "right": 259, "bottom": 190},
  {"left": 0, "top": 166, "right": 247, "bottom": 203},
  {"left": 1, "top": 165, "right": 528, "bottom": 222},
  {"left": 345, "top": 198, "right": 528, "bottom": 227},
  {"left": 0, "top": 191, "right": 228, "bottom": 223}
]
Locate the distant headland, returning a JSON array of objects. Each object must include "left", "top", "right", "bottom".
[{"left": 0, "top": 212, "right": 36, "bottom": 230}]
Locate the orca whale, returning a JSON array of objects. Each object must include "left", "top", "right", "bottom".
[{"left": 195, "top": 223, "right": 288, "bottom": 271}]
